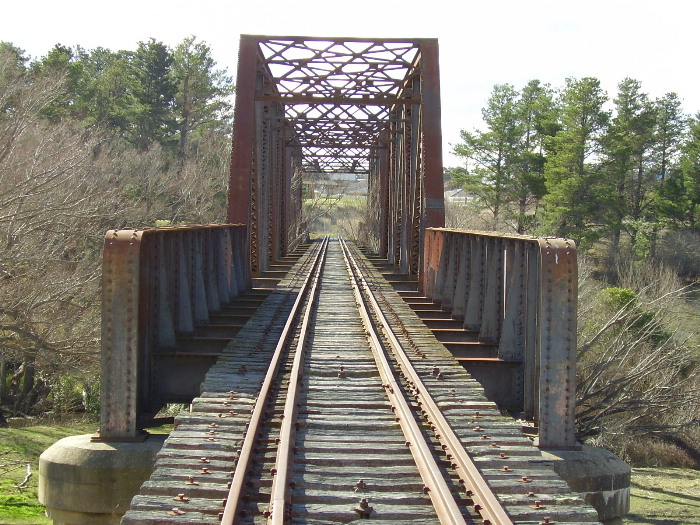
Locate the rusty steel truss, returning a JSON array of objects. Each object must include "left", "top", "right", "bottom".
[
  {"left": 228, "top": 35, "right": 445, "bottom": 276},
  {"left": 422, "top": 229, "right": 579, "bottom": 449}
]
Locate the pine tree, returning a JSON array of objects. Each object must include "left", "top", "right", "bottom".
[
  {"left": 453, "top": 84, "right": 522, "bottom": 229},
  {"left": 514, "top": 80, "right": 558, "bottom": 232},
  {"left": 602, "top": 78, "right": 657, "bottom": 254},
  {"left": 131, "top": 39, "right": 176, "bottom": 150},
  {"left": 654, "top": 93, "right": 686, "bottom": 181},
  {"left": 645, "top": 93, "right": 687, "bottom": 256},
  {"left": 679, "top": 114, "right": 700, "bottom": 228},
  {"left": 172, "top": 36, "right": 233, "bottom": 162},
  {"left": 542, "top": 77, "right": 609, "bottom": 247}
]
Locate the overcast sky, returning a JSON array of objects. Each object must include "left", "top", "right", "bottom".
[{"left": 3, "top": 0, "right": 699, "bottom": 165}]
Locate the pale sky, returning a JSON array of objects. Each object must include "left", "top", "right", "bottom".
[{"left": 3, "top": 0, "right": 699, "bottom": 165}]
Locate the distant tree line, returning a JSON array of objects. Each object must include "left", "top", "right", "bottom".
[
  {"left": 0, "top": 37, "right": 233, "bottom": 419},
  {"left": 449, "top": 79, "right": 700, "bottom": 461},
  {"left": 450, "top": 78, "right": 700, "bottom": 274},
  {"left": 8, "top": 37, "right": 234, "bottom": 158}
]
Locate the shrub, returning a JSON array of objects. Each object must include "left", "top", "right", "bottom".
[{"left": 576, "top": 258, "right": 700, "bottom": 450}]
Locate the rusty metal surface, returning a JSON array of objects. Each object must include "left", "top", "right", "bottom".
[
  {"left": 420, "top": 228, "right": 579, "bottom": 450},
  {"left": 227, "top": 38, "right": 258, "bottom": 226},
  {"left": 100, "top": 228, "right": 143, "bottom": 440},
  {"left": 98, "top": 225, "right": 250, "bottom": 441},
  {"left": 227, "top": 35, "right": 445, "bottom": 278},
  {"left": 534, "top": 237, "right": 577, "bottom": 450},
  {"left": 420, "top": 39, "right": 446, "bottom": 231}
]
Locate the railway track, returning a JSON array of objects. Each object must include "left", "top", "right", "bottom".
[{"left": 122, "top": 238, "right": 600, "bottom": 524}]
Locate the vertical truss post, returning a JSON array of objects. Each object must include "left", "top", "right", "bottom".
[
  {"left": 228, "top": 36, "right": 258, "bottom": 225},
  {"left": 408, "top": 74, "right": 422, "bottom": 276},
  {"left": 419, "top": 39, "right": 445, "bottom": 232},
  {"left": 258, "top": 101, "right": 270, "bottom": 273},
  {"left": 378, "top": 129, "right": 389, "bottom": 257},
  {"left": 388, "top": 115, "right": 400, "bottom": 265},
  {"left": 283, "top": 129, "right": 294, "bottom": 256},
  {"left": 400, "top": 103, "right": 410, "bottom": 274}
]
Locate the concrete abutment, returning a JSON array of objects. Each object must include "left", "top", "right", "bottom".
[
  {"left": 542, "top": 445, "right": 631, "bottom": 525},
  {"left": 39, "top": 433, "right": 167, "bottom": 525}
]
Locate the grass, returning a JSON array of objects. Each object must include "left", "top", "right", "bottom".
[
  {"left": 0, "top": 417, "right": 98, "bottom": 525},
  {"left": 627, "top": 467, "right": 700, "bottom": 524},
  {"left": 0, "top": 416, "right": 173, "bottom": 525}
]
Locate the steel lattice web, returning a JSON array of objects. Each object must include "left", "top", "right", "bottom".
[{"left": 257, "top": 38, "right": 421, "bottom": 174}]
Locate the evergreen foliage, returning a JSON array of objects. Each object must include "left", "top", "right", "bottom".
[
  {"left": 452, "top": 75, "right": 700, "bottom": 265},
  {"left": 26, "top": 37, "right": 233, "bottom": 155}
]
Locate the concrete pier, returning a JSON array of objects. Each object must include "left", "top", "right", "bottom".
[
  {"left": 39, "top": 433, "right": 167, "bottom": 525},
  {"left": 542, "top": 445, "right": 631, "bottom": 525}
]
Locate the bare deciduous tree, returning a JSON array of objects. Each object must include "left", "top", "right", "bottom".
[
  {"left": 0, "top": 57, "right": 122, "bottom": 414},
  {"left": 0, "top": 44, "right": 234, "bottom": 418},
  {"left": 576, "top": 259, "right": 700, "bottom": 446}
]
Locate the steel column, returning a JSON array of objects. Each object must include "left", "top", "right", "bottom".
[
  {"left": 419, "top": 40, "right": 445, "bottom": 231},
  {"left": 228, "top": 36, "right": 258, "bottom": 225}
]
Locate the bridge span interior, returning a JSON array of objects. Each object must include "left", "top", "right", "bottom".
[
  {"left": 228, "top": 35, "right": 445, "bottom": 278},
  {"left": 98, "top": 37, "right": 578, "bottom": 451}
]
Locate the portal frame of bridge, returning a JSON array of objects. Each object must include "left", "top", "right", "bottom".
[{"left": 228, "top": 35, "right": 445, "bottom": 277}]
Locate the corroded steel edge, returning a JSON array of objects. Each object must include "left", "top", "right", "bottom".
[
  {"left": 99, "top": 224, "right": 248, "bottom": 441},
  {"left": 421, "top": 228, "right": 579, "bottom": 450}
]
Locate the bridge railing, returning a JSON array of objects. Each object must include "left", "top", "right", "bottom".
[
  {"left": 421, "top": 228, "right": 578, "bottom": 449},
  {"left": 98, "top": 224, "right": 250, "bottom": 441}
]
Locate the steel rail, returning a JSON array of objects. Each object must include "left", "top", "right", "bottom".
[
  {"left": 339, "top": 238, "right": 467, "bottom": 525},
  {"left": 220, "top": 237, "right": 329, "bottom": 525},
  {"left": 341, "top": 238, "right": 514, "bottom": 525},
  {"left": 267, "top": 238, "right": 328, "bottom": 524}
]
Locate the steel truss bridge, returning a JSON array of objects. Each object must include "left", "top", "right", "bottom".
[
  {"left": 228, "top": 35, "right": 444, "bottom": 277},
  {"left": 38, "top": 36, "right": 630, "bottom": 525}
]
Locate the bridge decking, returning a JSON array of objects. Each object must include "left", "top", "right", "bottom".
[{"left": 121, "top": 239, "right": 599, "bottom": 524}]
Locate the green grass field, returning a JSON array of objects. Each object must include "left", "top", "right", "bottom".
[
  {"left": 627, "top": 467, "right": 700, "bottom": 524},
  {"left": 0, "top": 418, "right": 98, "bottom": 524}
]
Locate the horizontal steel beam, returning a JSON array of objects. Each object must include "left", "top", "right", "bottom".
[
  {"left": 245, "top": 34, "right": 437, "bottom": 45},
  {"left": 256, "top": 95, "right": 421, "bottom": 105},
  {"left": 290, "top": 143, "right": 386, "bottom": 149}
]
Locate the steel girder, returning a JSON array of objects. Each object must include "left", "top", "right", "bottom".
[{"left": 228, "top": 35, "right": 445, "bottom": 276}]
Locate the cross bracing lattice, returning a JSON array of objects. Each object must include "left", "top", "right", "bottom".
[
  {"left": 256, "top": 37, "right": 421, "bottom": 174},
  {"left": 228, "top": 35, "right": 444, "bottom": 277}
]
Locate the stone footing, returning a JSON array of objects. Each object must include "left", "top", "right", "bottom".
[
  {"left": 541, "top": 445, "right": 630, "bottom": 524},
  {"left": 39, "top": 433, "right": 167, "bottom": 525}
]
